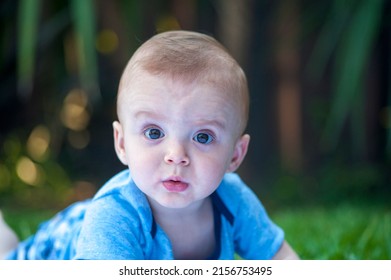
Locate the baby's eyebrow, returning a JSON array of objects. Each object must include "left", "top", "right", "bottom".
[
  {"left": 193, "top": 119, "right": 226, "bottom": 130},
  {"left": 132, "top": 110, "right": 227, "bottom": 130},
  {"left": 133, "top": 110, "right": 162, "bottom": 120}
]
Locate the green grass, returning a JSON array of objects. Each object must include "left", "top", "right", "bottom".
[
  {"left": 2, "top": 209, "right": 55, "bottom": 240},
  {"left": 272, "top": 203, "right": 391, "bottom": 259},
  {"left": 3, "top": 203, "right": 391, "bottom": 259}
]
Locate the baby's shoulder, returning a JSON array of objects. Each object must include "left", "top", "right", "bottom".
[
  {"left": 86, "top": 170, "right": 152, "bottom": 226},
  {"left": 216, "top": 173, "right": 256, "bottom": 210},
  {"left": 219, "top": 173, "right": 252, "bottom": 197}
]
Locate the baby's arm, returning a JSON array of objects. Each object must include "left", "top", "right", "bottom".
[
  {"left": 0, "top": 211, "right": 19, "bottom": 259},
  {"left": 272, "top": 240, "right": 300, "bottom": 260}
]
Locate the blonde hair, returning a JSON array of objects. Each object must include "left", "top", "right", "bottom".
[{"left": 118, "top": 30, "right": 249, "bottom": 133}]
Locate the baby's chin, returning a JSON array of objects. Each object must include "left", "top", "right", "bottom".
[
  {"left": 147, "top": 194, "right": 207, "bottom": 211},
  {"left": 154, "top": 199, "right": 196, "bottom": 210}
]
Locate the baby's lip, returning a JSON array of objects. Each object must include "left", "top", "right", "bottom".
[
  {"left": 162, "top": 176, "right": 189, "bottom": 192},
  {"left": 164, "top": 175, "right": 185, "bottom": 182}
]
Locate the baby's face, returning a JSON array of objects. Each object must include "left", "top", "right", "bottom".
[{"left": 113, "top": 73, "right": 249, "bottom": 210}]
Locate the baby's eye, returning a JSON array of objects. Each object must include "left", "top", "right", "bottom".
[
  {"left": 193, "top": 132, "right": 214, "bottom": 144},
  {"left": 144, "top": 128, "right": 165, "bottom": 140}
]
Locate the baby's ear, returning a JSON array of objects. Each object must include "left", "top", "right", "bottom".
[
  {"left": 113, "top": 121, "right": 128, "bottom": 165},
  {"left": 227, "top": 134, "right": 250, "bottom": 173}
]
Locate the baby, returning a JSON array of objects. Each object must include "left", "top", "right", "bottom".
[{"left": 2, "top": 30, "right": 298, "bottom": 260}]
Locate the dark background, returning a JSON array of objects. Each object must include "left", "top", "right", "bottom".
[{"left": 0, "top": 0, "right": 390, "bottom": 210}]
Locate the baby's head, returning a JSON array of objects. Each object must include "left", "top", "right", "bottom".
[
  {"left": 114, "top": 31, "right": 251, "bottom": 209},
  {"left": 117, "top": 30, "right": 249, "bottom": 137}
]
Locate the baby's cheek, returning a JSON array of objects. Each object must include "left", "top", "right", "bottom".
[{"left": 200, "top": 158, "right": 228, "bottom": 182}]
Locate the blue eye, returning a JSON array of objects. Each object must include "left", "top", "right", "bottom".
[
  {"left": 193, "top": 132, "right": 214, "bottom": 144},
  {"left": 144, "top": 128, "right": 164, "bottom": 140}
]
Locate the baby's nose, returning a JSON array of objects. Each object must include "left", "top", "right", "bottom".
[{"left": 164, "top": 142, "right": 190, "bottom": 166}]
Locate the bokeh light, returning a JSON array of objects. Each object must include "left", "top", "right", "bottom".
[
  {"left": 72, "top": 180, "right": 96, "bottom": 201},
  {"left": 95, "top": 29, "right": 119, "bottom": 54},
  {"left": 16, "top": 156, "right": 45, "bottom": 187},
  {"left": 67, "top": 130, "right": 90, "bottom": 149},
  {"left": 156, "top": 14, "right": 181, "bottom": 32},
  {"left": 26, "top": 125, "right": 51, "bottom": 162},
  {"left": 60, "top": 89, "right": 90, "bottom": 131}
]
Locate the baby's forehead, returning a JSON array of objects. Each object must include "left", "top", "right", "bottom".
[
  {"left": 118, "top": 71, "right": 244, "bottom": 116},
  {"left": 120, "top": 71, "right": 238, "bottom": 103}
]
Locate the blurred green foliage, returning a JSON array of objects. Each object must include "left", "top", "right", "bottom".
[
  {"left": 269, "top": 159, "right": 387, "bottom": 207},
  {"left": 17, "top": 0, "right": 100, "bottom": 103},
  {"left": 2, "top": 208, "right": 55, "bottom": 240},
  {"left": 312, "top": 0, "right": 384, "bottom": 154},
  {"left": 0, "top": 132, "right": 72, "bottom": 209},
  {"left": 0, "top": 0, "right": 390, "bottom": 209}
]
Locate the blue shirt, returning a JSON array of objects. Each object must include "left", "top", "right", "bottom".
[{"left": 7, "top": 170, "right": 284, "bottom": 260}]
